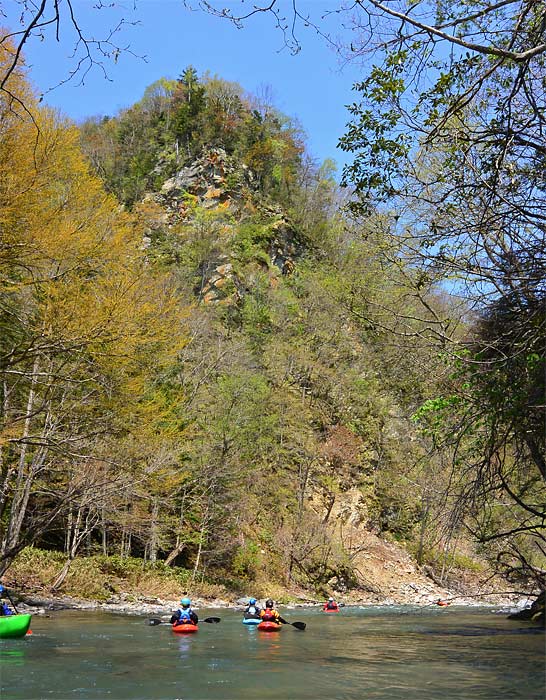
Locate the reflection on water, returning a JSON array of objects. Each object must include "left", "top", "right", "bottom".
[
  {"left": 0, "top": 607, "right": 543, "bottom": 700},
  {"left": 0, "top": 647, "right": 26, "bottom": 666},
  {"left": 176, "top": 635, "right": 193, "bottom": 661}
]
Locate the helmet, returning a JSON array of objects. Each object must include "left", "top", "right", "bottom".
[
  {"left": 328, "top": 597, "right": 334, "bottom": 602},
  {"left": 265, "top": 599, "right": 274, "bottom": 608},
  {"left": 249, "top": 597, "right": 256, "bottom": 604},
  {"left": 180, "top": 597, "right": 191, "bottom": 607}
]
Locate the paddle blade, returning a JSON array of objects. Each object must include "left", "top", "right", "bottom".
[
  {"left": 148, "top": 618, "right": 163, "bottom": 626},
  {"left": 203, "top": 617, "right": 221, "bottom": 623},
  {"left": 292, "top": 621, "right": 306, "bottom": 630}
]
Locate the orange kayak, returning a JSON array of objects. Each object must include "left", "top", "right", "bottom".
[
  {"left": 172, "top": 622, "right": 198, "bottom": 633},
  {"left": 257, "top": 621, "right": 282, "bottom": 631}
]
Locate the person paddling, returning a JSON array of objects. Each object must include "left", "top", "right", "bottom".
[
  {"left": 244, "top": 597, "right": 261, "bottom": 620},
  {"left": 260, "top": 599, "right": 281, "bottom": 624},
  {"left": 323, "top": 596, "right": 339, "bottom": 611},
  {"left": 170, "top": 597, "right": 198, "bottom": 625},
  {"left": 0, "top": 585, "right": 13, "bottom": 616}
]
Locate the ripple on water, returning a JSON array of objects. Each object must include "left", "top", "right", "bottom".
[{"left": 0, "top": 608, "right": 543, "bottom": 700}]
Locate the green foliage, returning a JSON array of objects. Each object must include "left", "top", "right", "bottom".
[
  {"left": 232, "top": 542, "right": 262, "bottom": 580},
  {"left": 232, "top": 219, "right": 274, "bottom": 264},
  {"left": 240, "top": 277, "right": 274, "bottom": 345}
]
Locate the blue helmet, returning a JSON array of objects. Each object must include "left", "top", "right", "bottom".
[
  {"left": 180, "top": 597, "right": 191, "bottom": 607},
  {"left": 249, "top": 597, "right": 256, "bottom": 604}
]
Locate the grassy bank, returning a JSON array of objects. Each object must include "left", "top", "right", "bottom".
[
  {"left": 5, "top": 547, "right": 229, "bottom": 602},
  {"left": 3, "top": 547, "right": 302, "bottom": 605}
]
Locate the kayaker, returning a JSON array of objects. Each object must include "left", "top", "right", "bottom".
[
  {"left": 323, "top": 597, "right": 339, "bottom": 611},
  {"left": 260, "top": 599, "right": 281, "bottom": 624},
  {"left": 0, "top": 585, "right": 13, "bottom": 616},
  {"left": 170, "top": 597, "right": 198, "bottom": 625},
  {"left": 243, "top": 597, "right": 261, "bottom": 620}
]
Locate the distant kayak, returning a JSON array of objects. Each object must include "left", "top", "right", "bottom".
[
  {"left": 257, "top": 621, "right": 282, "bottom": 632},
  {"left": 172, "top": 622, "right": 198, "bottom": 634},
  {"left": 242, "top": 617, "right": 261, "bottom": 625},
  {"left": 436, "top": 601, "right": 450, "bottom": 607},
  {"left": 323, "top": 608, "right": 340, "bottom": 613},
  {"left": 0, "top": 614, "right": 32, "bottom": 639}
]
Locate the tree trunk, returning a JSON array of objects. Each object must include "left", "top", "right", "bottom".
[
  {"left": 101, "top": 506, "right": 107, "bottom": 556},
  {"left": 191, "top": 508, "right": 208, "bottom": 583},
  {"left": 51, "top": 504, "right": 99, "bottom": 592},
  {"left": 149, "top": 497, "right": 159, "bottom": 563},
  {"left": 0, "top": 358, "right": 39, "bottom": 559}
]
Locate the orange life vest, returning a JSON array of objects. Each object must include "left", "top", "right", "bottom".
[{"left": 261, "top": 607, "right": 279, "bottom": 622}]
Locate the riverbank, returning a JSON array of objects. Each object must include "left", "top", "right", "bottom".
[
  {"left": 3, "top": 546, "right": 526, "bottom": 618},
  {"left": 12, "top": 587, "right": 524, "bottom": 620}
]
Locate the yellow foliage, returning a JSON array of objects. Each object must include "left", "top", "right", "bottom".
[{"left": 0, "top": 43, "right": 190, "bottom": 557}]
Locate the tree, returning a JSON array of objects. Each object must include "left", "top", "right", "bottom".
[
  {"left": 196, "top": 0, "right": 546, "bottom": 586},
  {"left": 336, "top": 0, "right": 546, "bottom": 585},
  {"left": 0, "top": 54, "right": 186, "bottom": 575}
]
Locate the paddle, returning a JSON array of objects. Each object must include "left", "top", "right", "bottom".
[
  {"left": 148, "top": 616, "right": 221, "bottom": 626},
  {"left": 4, "top": 589, "right": 19, "bottom": 614},
  {"left": 278, "top": 616, "right": 306, "bottom": 631}
]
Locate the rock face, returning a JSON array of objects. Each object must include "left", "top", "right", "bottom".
[
  {"left": 158, "top": 147, "right": 255, "bottom": 220},
  {"left": 146, "top": 147, "right": 301, "bottom": 306},
  {"left": 201, "top": 260, "right": 237, "bottom": 305},
  {"left": 268, "top": 217, "right": 300, "bottom": 275}
]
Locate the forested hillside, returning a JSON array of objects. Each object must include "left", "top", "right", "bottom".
[{"left": 1, "top": 48, "right": 544, "bottom": 603}]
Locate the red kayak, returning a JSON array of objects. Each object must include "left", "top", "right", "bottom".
[
  {"left": 172, "top": 622, "right": 198, "bottom": 633},
  {"left": 257, "top": 621, "right": 282, "bottom": 632},
  {"left": 323, "top": 608, "right": 340, "bottom": 613}
]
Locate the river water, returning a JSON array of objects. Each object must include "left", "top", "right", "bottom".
[{"left": 0, "top": 606, "right": 543, "bottom": 699}]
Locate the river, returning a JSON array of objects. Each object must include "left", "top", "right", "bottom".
[{"left": 0, "top": 606, "right": 543, "bottom": 699}]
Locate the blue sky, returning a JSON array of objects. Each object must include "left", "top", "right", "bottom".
[{"left": 7, "top": 1, "right": 367, "bottom": 171}]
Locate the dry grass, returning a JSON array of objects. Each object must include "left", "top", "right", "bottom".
[{"left": 5, "top": 547, "right": 232, "bottom": 602}]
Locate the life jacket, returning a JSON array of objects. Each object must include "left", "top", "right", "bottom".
[
  {"left": 245, "top": 605, "right": 259, "bottom": 617},
  {"left": 178, "top": 607, "right": 193, "bottom": 623},
  {"left": 325, "top": 602, "right": 338, "bottom": 610},
  {"left": 261, "top": 607, "right": 278, "bottom": 622}
]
